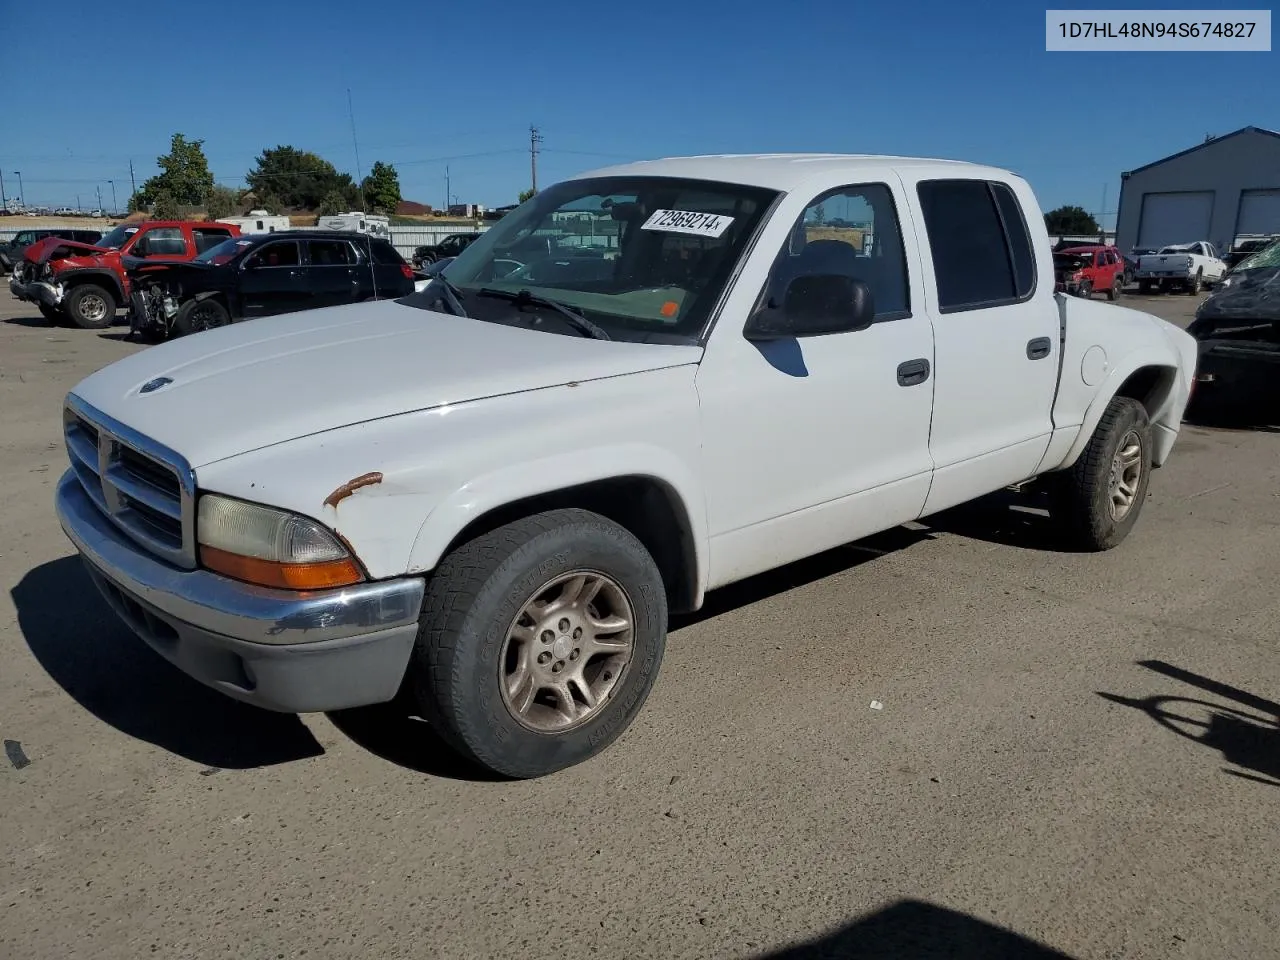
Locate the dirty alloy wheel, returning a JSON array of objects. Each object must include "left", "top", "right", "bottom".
[
  {"left": 1049, "top": 396, "right": 1152, "bottom": 551},
  {"left": 173, "top": 298, "right": 230, "bottom": 336},
  {"left": 404, "top": 508, "right": 668, "bottom": 779},
  {"left": 65, "top": 284, "right": 116, "bottom": 330}
]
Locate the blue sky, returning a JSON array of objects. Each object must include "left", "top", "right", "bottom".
[{"left": 1, "top": 0, "right": 1275, "bottom": 224}]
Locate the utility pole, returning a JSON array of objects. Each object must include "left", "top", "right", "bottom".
[
  {"left": 347, "top": 88, "right": 366, "bottom": 212},
  {"left": 77, "top": 194, "right": 81, "bottom": 213},
  {"left": 444, "top": 165, "right": 450, "bottom": 212},
  {"left": 96, "top": 185, "right": 102, "bottom": 213},
  {"left": 108, "top": 180, "right": 117, "bottom": 215},
  {"left": 13, "top": 171, "right": 23, "bottom": 208},
  {"left": 0, "top": 169, "right": 6, "bottom": 211},
  {"left": 529, "top": 125, "right": 543, "bottom": 194},
  {"left": 1099, "top": 182, "right": 1108, "bottom": 241},
  {"left": 129, "top": 159, "right": 137, "bottom": 208}
]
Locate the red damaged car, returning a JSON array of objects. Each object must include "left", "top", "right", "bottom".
[
  {"left": 1052, "top": 244, "right": 1126, "bottom": 301},
  {"left": 8, "top": 220, "right": 240, "bottom": 329}
]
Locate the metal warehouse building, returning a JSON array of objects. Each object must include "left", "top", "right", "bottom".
[{"left": 1116, "top": 126, "right": 1280, "bottom": 254}]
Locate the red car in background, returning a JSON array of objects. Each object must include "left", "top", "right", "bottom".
[
  {"left": 1052, "top": 244, "right": 1126, "bottom": 301},
  {"left": 9, "top": 220, "right": 241, "bottom": 328}
]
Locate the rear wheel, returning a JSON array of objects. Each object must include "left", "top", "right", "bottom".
[
  {"left": 1138, "top": 279, "right": 1153, "bottom": 294},
  {"left": 173, "top": 297, "right": 230, "bottom": 336},
  {"left": 1050, "top": 396, "right": 1152, "bottom": 551},
  {"left": 1187, "top": 269, "right": 1203, "bottom": 295},
  {"left": 1107, "top": 273, "right": 1122, "bottom": 301},
  {"left": 65, "top": 284, "right": 116, "bottom": 329},
  {"left": 403, "top": 508, "right": 668, "bottom": 779}
]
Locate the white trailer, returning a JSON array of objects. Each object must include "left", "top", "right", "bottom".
[
  {"left": 315, "top": 212, "right": 391, "bottom": 239},
  {"left": 217, "top": 210, "right": 292, "bottom": 234}
]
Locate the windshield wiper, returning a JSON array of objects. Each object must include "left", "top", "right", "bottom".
[
  {"left": 476, "top": 288, "right": 611, "bottom": 341},
  {"left": 424, "top": 275, "right": 469, "bottom": 317}
]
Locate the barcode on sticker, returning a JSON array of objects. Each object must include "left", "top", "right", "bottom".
[{"left": 640, "top": 209, "right": 734, "bottom": 238}]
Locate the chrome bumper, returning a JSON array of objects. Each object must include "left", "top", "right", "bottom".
[
  {"left": 55, "top": 470, "right": 425, "bottom": 713},
  {"left": 10, "top": 277, "right": 62, "bottom": 306}
]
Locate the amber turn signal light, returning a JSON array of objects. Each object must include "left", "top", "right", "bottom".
[{"left": 200, "top": 545, "right": 364, "bottom": 590}]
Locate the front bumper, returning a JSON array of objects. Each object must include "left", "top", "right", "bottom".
[
  {"left": 55, "top": 470, "right": 425, "bottom": 713},
  {"left": 9, "top": 275, "right": 63, "bottom": 307}
]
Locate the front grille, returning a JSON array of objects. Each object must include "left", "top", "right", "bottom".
[{"left": 63, "top": 397, "right": 196, "bottom": 568}]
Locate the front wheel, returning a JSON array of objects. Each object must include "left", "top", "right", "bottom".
[
  {"left": 1077, "top": 281, "right": 1093, "bottom": 299},
  {"left": 65, "top": 283, "right": 116, "bottom": 329},
  {"left": 173, "top": 297, "right": 230, "bottom": 336},
  {"left": 404, "top": 508, "right": 668, "bottom": 779},
  {"left": 1050, "top": 396, "right": 1153, "bottom": 551}
]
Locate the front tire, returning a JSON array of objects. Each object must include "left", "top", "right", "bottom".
[
  {"left": 1077, "top": 280, "right": 1093, "bottom": 299},
  {"left": 38, "top": 302, "right": 64, "bottom": 323},
  {"left": 65, "top": 284, "right": 116, "bottom": 329},
  {"left": 1051, "top": 396, "right": 1153, "bottom": 551},
  {"left": 405, "top": 508, "right": 668, "bottom": 779},
  {"left": 173, "top": 297, "right": 230, "bottom": 336}
]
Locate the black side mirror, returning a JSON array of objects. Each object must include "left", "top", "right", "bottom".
[{"left": 745, "top": 274, "right": 876, "bottom": 341}]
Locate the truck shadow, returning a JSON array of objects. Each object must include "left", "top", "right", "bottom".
[
  {"left": 12, "top": 556, "right": 324, "bottom": 770},
  {"left": 747, "top": 898, "right": 1074, "bottom": 958},
  {"left": 1098, "top": 659, "right": 1280, "bottom": 787},
  {"left": 920, "top": 488, "right": 1084, "bottom": 553}
]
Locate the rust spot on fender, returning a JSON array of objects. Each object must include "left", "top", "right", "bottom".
[{"left": 323, "top": 471, "right": 383, "bottom": 509}]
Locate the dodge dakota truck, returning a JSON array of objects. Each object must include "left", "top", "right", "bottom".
[{"left": 54, "top": 155, "right": 1198, "bottom": 779}]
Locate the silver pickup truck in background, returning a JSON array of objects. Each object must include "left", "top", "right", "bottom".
[{"left": 1136, "top": 241, "right": 1228, "bottom": 295}]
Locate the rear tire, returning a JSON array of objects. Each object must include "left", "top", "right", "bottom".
[
  {"left": 1138, "top": 279, "right": 1154, "bottom": 294},
  {"left": 1050, "top": 396, "right": 1152, "bottom": 552},
  {"left": 1187, "top": 269, "right": 1203, "bottom": 295},
  {"left": 404, "top": 508, "right": 668, "bottom": 779},
  {"left": 1107, "top": 274, "right": 1121, "bottom": 301},
  {"left": 173, "top": 297, "right": 230, "bottom": 336},
  {"left": 65, "top": 284, "right": 116, "bottom": 329}
]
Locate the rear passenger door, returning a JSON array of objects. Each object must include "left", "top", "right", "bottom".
[
  {"left": 905, "top": 176, "right": 1060, "bottom": 516},
  {"left": 305, "top": 239, "right": 360, "bottom": 307}
]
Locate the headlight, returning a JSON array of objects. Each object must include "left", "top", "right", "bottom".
[{"left": 197, "top": 494, "right": 364, "bottom": 589}]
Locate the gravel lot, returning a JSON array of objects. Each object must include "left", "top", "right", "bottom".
[{"left": 2, "top": 290, "right": 1277, "bottom": 960}]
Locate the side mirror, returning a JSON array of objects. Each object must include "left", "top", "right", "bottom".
[{"left": 745, "top": 274, "right": 876, "bottom": 341}]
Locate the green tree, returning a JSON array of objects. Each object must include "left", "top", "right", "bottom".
[
  {"left": 246, "top": 146, "right": 359, "bottom": 211},
  {"left": 518, "top": 188, "right": 536, "bottom": 203},
  {"left": 151, "top": 191, "right": 183, "bottom": 220},
  {"left": 1044, "top": 205, "right": 1100, "bottom": 235},
  {"left": 204, "top": 184, "right": 242, "bottom": 219},
  {"left": 317, "top": 190, "right": 350, "bottom": 216},
  {"left": 360, "top": 161, "right": 401, "bottom": 214},
  {"left": 135, "top": 134, "right": 215, "bottom": 211}
]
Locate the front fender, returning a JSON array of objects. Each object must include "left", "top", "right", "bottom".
[{"left": 192, "top": 365, "right": 706, "bottom": 588}]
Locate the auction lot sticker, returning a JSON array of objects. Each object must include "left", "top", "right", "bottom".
[
  {"left": 641, "top": 209, "right": 735, "bottom": 238},
  {"left": 1046, "top": 10, "right": 1271, "bottom": 51}
]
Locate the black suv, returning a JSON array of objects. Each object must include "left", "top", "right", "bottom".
[
  {"left": 1, "top": 227, "right": 103, "bottom": 271},
  {"left": 412, "top": 232, "right": 480, "bottom": 267},
  {"left": 127, "top": 231, "right": 417, "bottom": 339}
]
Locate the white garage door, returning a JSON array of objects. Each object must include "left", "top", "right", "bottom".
[
  {"left": 1237, "top": 189, "right": 1280, "bottom": 236},
  {"left": 1137, "top": 191, "right": 1214, "bottom": 247}
]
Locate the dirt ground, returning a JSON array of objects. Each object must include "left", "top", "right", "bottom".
[{"left": 1, "top": 289, "right": 1277, "bottom": 960}]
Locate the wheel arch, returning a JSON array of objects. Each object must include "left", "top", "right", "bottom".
[
  {"left": 60, "top": 268, "right": 124, "bottom": 302},
  {"left": 408, "top": 464, "right": 707, "bottom": 615},
  {"left": 1062, "top": 358, "right": 1182, "bottom": 470}
]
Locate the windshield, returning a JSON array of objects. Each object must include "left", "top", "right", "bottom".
[
  {"left": 195, "top": 236, "right": 255, "bottom": 265},
  {"left": 1234, "top": 239, "right": 1280, "bottom": 272},
  {"left": 403, "top": 175, "right": 780, "bottom": 341},
  {"left": 12, "top": 231, "right": 35, "bottom": 245},
  {"left": 96, "top": 224, "right": 138, "bottom": 250}
]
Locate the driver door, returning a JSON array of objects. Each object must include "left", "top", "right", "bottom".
[
  {"left": 239, "top": 240, "right": 307, "bottom": 317},
  {"left": 695, "top": 179, "right": 937, "bottom": 589}
]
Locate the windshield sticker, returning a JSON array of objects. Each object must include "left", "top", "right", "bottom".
[{"left": 640, "top": 209, "right": 734, "bottom": 238}]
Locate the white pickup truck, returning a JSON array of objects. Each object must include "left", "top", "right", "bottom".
[
  {"left": 1135, "top": 241, "right": 1228, "bottom": 295},
  {"left": 55, "top": 155, "right": 1197, "bottom": 778}
]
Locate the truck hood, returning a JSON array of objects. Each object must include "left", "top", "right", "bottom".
[
  {"left": 69, "top": 299, "right": 704, "bottom": 468},
  {"left": 25, "top": 236, "right": 114, "bottom": 264},
  {"left": 1192, "top": 267, "right": 1280, "bottom": 324}
]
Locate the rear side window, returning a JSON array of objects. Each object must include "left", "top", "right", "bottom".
[
  {"left": 193, "top": 228, "right": 232, "bottom": 253},
  {"left": 309, "top": 239, "right": 356, "bottom": 265},
  {"left": 368, "top": 239, "right": 406, "bottom": 265},
  {"left": 917, "top": 179, "right": 1037, "bottom": 312}
]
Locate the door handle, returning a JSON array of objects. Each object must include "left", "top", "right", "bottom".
[
  {"left": 1026, "top": 337, "right": 1052, "bottom": 360},
  {"left": 896, "top": 358, "right": 931, "bottom": 387}
]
